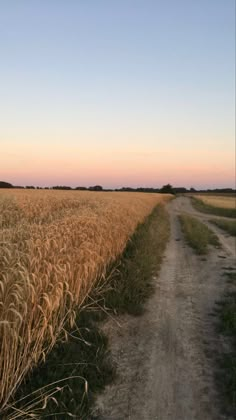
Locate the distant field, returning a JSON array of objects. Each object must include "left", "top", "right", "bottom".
[
  {"left": 195, "top": 195, "right": 236, "bottom": 209},
  {"left": 191, "top": 194, "right": 236, "bottom": 218},
  {"left": 0, "top": 189, "right": 171, "bottom": 411}
]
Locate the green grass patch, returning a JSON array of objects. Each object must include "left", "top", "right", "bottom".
[
  {"left": 6, "top": 204, "right": 170, "bottom": 419},
  {"left": 8, "top": 310, "right": 115, "bottom": 419},
  {"left": 217, "top": 353, "right": 236, "bottom": 411},
  {"left": 215, "top": 272, "right": 236, "bottom": 414},
  {"left": 225, "top": 272, "right": 236, "bottom": 284},
  {"left": 179, "top": 214, "right": 220, "bottom": 254},
  {"left": 210, "top": 219, "right": 236, "bottom": 237},
  {"left": 216, "top": 292, "right": 236, "bottom": 335},
  {"left": 192, "top": 197, "right": 236, "bottom": 218},
  {"left": 103, "top": 204, "right": 170, "bottom": 316}
]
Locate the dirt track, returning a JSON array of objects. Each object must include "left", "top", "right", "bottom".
[{"left": 92, "top": 197, "right": 236, "bottom": 420}]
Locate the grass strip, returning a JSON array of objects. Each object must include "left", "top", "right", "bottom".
[
  {"left": 191, "top": 197, "right": 236, "bottom": 218},
  {"left": 179, "top": 214, "right": 220, "bottom": 254},
  {"left": 209, "top": 219, "right": 236, "bottom": 237},
  {"left": 103, "top": 203, "right": 170, "bottom": 316},
  {"left": 6, "top": 204, "right": 169, "bottom": 419},
  {"left": 214, "top": 271, "right": 236, "bottom": 415}
]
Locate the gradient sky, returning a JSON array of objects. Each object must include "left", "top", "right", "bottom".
[{"left": 0, "top": 0, "right": 235, "bottom": 189}]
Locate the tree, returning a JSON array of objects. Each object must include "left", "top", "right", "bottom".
[
  {"left": 0, "top": 181, "right": 13, "bottom": 188},
  {"left": 89, "top": 185, "right": 103, "bottom": 191},
  {"left": 52, "top": 186, "right": 72, "bottom": 190},
  {"left": 173, "top": 187, "right": 187, "bottom": 194},
  {"left": 160, "top": 184, "right": 174, "bottom": 194}
]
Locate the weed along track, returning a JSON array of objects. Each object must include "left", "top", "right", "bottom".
[{"left": 93, "top": 197, "right": 236, "bottom": 420}]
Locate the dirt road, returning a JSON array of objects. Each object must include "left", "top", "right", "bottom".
[{"left": 92, "top": 197, "right": 236, "bottom": 420}]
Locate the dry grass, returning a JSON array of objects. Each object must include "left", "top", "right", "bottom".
[
  {"left": 0, "top": 189, "right": 171, "bottom": 411},
  {"left": 195, "top": 195, "right": 236, "bottom": 209}
]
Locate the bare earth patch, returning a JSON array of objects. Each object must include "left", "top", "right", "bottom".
[{"left": 92, "top": 197, "right": 236, "bottom": 420}]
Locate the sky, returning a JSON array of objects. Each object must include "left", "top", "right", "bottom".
[{"left": 0, "top": 0, "right": 235, "bottom": 189}]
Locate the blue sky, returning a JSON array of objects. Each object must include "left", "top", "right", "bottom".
[{"left": 0, "top": 0, "right": 235, "bottom": 188}]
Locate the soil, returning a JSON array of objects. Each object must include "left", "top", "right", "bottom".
[{"left": 92, "top": 197, "right": 236, "bottom": 420}]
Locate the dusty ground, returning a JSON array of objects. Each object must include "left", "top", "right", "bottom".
[{"left": 92, "top": 197, "right": 236, "bottom": 420}]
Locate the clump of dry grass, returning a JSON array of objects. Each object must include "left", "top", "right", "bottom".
[{"left": 0, "top": 189, "right": 171, "bottom": 411}]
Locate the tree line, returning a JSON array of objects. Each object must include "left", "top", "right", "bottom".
[{"left": 0, "top": 181, "right": 235, "bottom": 194}]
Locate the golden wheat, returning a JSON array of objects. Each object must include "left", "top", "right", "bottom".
[
  {"left": 0, "top": 189, "right": 171, "bottom": 410},
  {"left": 195, "top": 194, "right": 236, "bottom": 209}
]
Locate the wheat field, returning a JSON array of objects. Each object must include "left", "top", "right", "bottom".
[
  {"left": 195, "top": 194, "right": 236, "bottom": 209},
  {"left": 0, "top": 189, "right": 171, "bottom": 410}
]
